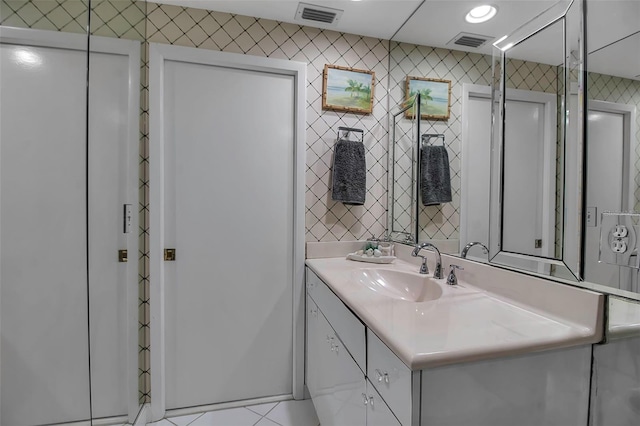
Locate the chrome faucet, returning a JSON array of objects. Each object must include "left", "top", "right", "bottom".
[
  {"left": 461, "top": 241, "right": 489, "bottom": 259},
  {"left": 411, "top": 242, "right": 443, "bottom": 278}
]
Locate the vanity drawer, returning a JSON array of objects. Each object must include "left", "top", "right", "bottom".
[
  {"left": 367, "top": 329, "right": 417, "bottom": 426},
  {"left": 306, "top": 267, "right": 366, "bottom": 372}
]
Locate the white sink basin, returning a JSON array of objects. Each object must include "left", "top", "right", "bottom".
[{"left": 352, "top": 269, "right": 443, "bottom": 302}]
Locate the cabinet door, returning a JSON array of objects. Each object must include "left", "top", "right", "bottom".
[
  {"left": 366, "top": 380, "right": 401, "bottom": 426},
  {"left": 307, "top": 296, "right": 335, "bottom": 425},
  {"left": 307, "top": 299, "right": 366, "bottom": 426},
  {"left": 327, "top": 326, "right": 366, "bottom": 426},
  {"left": 306, "top": 296, "right": 320, "bottom": 400}
]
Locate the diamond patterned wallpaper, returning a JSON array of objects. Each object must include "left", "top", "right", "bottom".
[{"left": 1, "top": 0, "right": 88, "bottom": 33}]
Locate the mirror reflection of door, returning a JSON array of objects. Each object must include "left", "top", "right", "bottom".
[
  {"left": 584, "top": 101, "right": 637, "bottom": 292},
  {"left": 502, "top": 98, "right": 555, "bottom": 258},
  {"left": 462, "top": 85, "right": 556, "bottom": 264}
]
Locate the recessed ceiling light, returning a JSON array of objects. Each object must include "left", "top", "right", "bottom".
[{"left": 465, "top": 5, "right": 498, "bottom": 24}]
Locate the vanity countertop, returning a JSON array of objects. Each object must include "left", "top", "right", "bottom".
[
  {"left": 306, "top": 257, "right": 604, "bottom": 370},
  {"left": 608, "top": 297, "right": 640, "bottom": 340}
]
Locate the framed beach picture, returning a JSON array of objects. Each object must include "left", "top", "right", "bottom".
[
  {"left": 322, "top": 65, "right": 375, "bottom": 114},
  {"left": 405, "top": 76, "right": 451, "bottom": 120}
]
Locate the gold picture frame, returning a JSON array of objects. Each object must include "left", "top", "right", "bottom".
[
  {"left": 405, "top": 76, "right": 451, "bottom": 120},
  {"left": 322, "top": 65, "right": 375, "bottom": 114}
]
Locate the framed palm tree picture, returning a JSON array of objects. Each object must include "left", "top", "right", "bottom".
[
  {"left": 405, "top": 76, "right": 451, "bottom": 120},
  {"left": 322, "top": 65, "right": 375, "bottom": 114}
]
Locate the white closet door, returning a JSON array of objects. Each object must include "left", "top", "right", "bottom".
[
  {"left": 159, "top": 53, "right": 295, "bottom": 409},
  {"left": 1, "top": 29, "right": 139, "bottom": 424},
  {"left": 0, "top": 41, "right": 91, "bottom": 426},
  {"left": 88, "top": 42, "right": 140, "bottom": 419}
]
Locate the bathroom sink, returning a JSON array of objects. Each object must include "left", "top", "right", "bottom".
[{"left": 352, "top": 269, "right": 443, "bottom": 302}]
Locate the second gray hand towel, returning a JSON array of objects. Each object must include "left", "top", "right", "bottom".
[
  {"left": 420, "top": 145, "right": 452, "bottom": 206},
  {"left": 331, "top": 139, "right": 366, "bottom": 205}
]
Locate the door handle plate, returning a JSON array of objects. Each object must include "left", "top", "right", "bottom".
[
  {"left": 164, "top": 248, "right": 176, "bottom": 261},
  {"left": 118, "top": 249, "right": 128, "bottom": 263}
]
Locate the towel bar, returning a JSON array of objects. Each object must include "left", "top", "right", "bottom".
[
  {"left": 337, "top": 126, "right": 364, "bottom": 143},
  {"left": 421, "top": 133, "right": 445, "bottom": 147}
]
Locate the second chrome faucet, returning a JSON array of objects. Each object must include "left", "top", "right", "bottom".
[
  {"left": 461, "top": 241, "right": 489, "bottom": 259},
  {"left": 411, "top": 242, "right": 443, "bottom": 278}
]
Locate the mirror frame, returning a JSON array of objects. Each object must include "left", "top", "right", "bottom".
[
  {"left": 388, "top": 94, "right": 421, "bottom": 244},
  {"left": 489, "top": 0, "right": 586, "bottom": 280}
]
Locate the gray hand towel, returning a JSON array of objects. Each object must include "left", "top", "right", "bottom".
[
  {"left": 420, "top": 145, "right": 452, "bottom": 206},
  {"left": 331, "top": 139, "right": 366, "bottom": 205}
]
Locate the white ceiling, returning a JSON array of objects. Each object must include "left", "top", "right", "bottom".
[
  {"left": 585, "top": 0, "right": 640, "bottom": 80},
  {"left": 392, "top": 0, "right": 559, "bottom": 55},
  {"left": 148, "top": 0, "right": 640, "bottom": 80}
]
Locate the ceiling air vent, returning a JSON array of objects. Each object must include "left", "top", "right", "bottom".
[
  {"left": 295, "top": 2, "right": 343, "bottom": 26},
  {"left": 447, "top": 32, "right": 493, "bottom": 49}
]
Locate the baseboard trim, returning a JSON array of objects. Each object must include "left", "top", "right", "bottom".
[{"left": 133, "top": 403, "right": 151, "bottom": 426}]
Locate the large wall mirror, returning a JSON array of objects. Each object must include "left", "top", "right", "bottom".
[
  {"left": 490, "top": 0, "right": 582, "bottom": 280},
  {"left": 581, "top": 0, "right": 640, "bottom": 300},
  {"left": 387, "top": 0, "right": 640, "bottom": 302},
  {"left": 387, "top": 0, "right": 580, "bottom": 255}
]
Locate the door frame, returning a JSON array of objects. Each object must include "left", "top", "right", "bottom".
[
  {"left": 149, "top": 43, "right": 306, "bottom": 421},
  {"left": 460, "top": 84, "right": 492, "bottom": 248},
  {"left": 0, "top": 26, "right": 141, "bottom": 423},
  {"left": 587, "top": 100, "right": 637, "bottom": 212},
  {"left": 462, "top": 83, "right": 557, "bottom": 260}
]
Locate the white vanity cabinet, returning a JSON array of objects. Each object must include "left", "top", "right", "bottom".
[
  {"left": 306, "top": 266, "right": 594, "bottom": 426},
  {"left": 590, "top": 335, "right": 640, "bottom": 425},
  {"left": 307, "top": 269, "right": 402, "bottom": 425},
  {"left": 366, "top": 380, "right": 401, "bottom": 426},
  {"left": 305, "top": 297, "right": 320, "bottom": 404},
  {"left": 306, "top": 294, "right": 366, "bottom": 426},
  {"left": 367, "top": 330, "right": 419, "bottom": 426}
]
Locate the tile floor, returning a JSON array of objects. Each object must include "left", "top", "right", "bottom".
[{"left": 148, "top": 399, "right": 319, "bottom": 426}]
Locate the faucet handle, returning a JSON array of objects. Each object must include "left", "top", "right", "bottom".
[
  {"left": 411, "top": 244, "right": 430, "bottom": 274},
  {"left": 447, "top": 264, "right": 464, "bottom": 286}
]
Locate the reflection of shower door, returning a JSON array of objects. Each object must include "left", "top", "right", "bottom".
[
  {"left": 584, "top": 101, "right": 637, "bottom": 291},
  {"left": 0, "top": 28, "right": 139, "bottom": 425}
]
